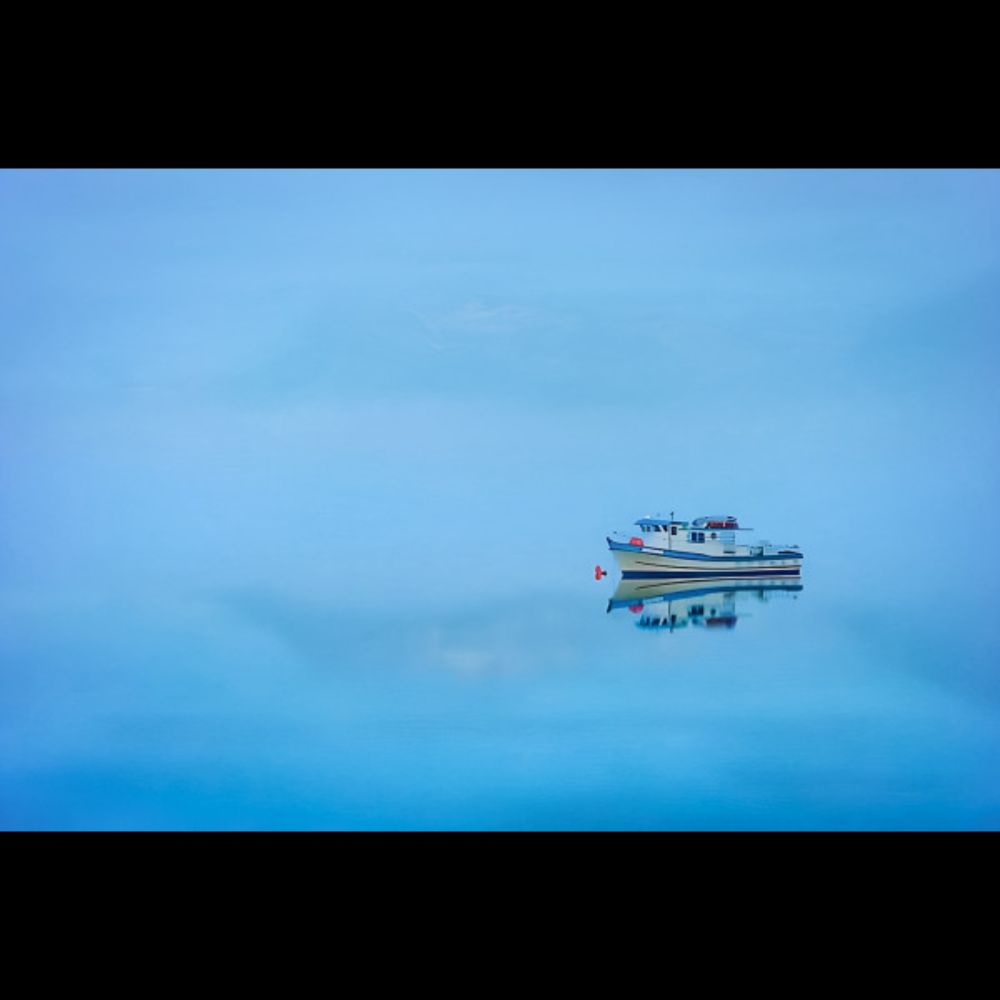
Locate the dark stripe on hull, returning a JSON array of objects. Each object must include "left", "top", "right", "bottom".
[
  {"left": 607, "top": 537, "right": 803, "bottom": 562},
  {"left": 622, "top": 568, "right": 802, "bottom": 579}
]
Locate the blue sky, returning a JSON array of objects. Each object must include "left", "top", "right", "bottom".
[{"left": 1, "top": 169, "right": 998, "bottom": 606}]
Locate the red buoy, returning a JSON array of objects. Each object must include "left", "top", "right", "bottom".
[
  {"left": 629, "top": 536, "right": 643, "bottom": 547},
  {"left": 594, "top": 564, "right": 607, "bottom": 580}
]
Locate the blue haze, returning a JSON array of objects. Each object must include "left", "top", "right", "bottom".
[{"left": 1, "top": 169, "right": 998, "bottom": 829}]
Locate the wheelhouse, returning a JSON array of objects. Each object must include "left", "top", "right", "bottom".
[
  {"left": 634, "top": 517, "right": 688, "bottom": 539},
  {"left": 630, "top": 514, "right": 753, "bottom": 555}
]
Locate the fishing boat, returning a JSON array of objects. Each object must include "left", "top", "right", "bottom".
[{"left": 606, "top": 513, "right": 803, "bottom": 580}]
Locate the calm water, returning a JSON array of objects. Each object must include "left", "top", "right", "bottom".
[
  {"left": 3, "top": 168, "right": 999, "bottom": 829},
  {"left": 3, "top": 551, "right": 998, "bottom": 830}
]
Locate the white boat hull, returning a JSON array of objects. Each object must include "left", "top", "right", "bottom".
[{"left": 609, "top": 544, "right": 802, "bottom": 579}]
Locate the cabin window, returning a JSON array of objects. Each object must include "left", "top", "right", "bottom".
[
  {"left": 689, "top": 531, "right": 705, "bottom": 543},
  {"left": 671, "top": 526, "right": 677, "bottom": 536},
  {"left": 710, "top": 532, "right": 717, "bottom": 539},
  {"left": 653, "top": 524, "right": 661, "bottom": 531}
]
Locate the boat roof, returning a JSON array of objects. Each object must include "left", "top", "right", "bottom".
[{"left": 635, "top": 515, "right": 752, "bottom": 530}]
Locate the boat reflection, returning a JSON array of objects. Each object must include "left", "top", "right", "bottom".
[{"left": 607, "top": 576, "right": 802, "bottom": 631}]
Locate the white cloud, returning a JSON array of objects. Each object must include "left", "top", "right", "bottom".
[{"left": 408, "top": 299, "right": 549, "bottom": 342}]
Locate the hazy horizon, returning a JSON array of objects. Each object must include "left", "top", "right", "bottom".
[{"left": 2, "top": 169, "right": 998, "bottom": 828}]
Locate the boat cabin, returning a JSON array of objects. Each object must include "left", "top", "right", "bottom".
[{"left": 632, "top": 514, "right": 745, "bottom": 554}]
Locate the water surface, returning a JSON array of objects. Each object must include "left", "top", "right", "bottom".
[
  {"left": 2, "top": 168, "right": 998, "bottom": 829},
  {"left": 3, "top": 554, "right": 998, "bottom": 829}
]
